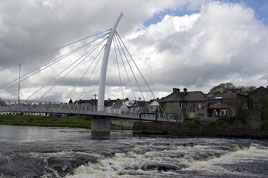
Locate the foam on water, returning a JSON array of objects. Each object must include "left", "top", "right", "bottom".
[
  {"left": 183, "top": 144, "right": 268, "bottom": 177},
  {"left": 66, "top": 143, "right": 268, "bottom": 178},
  {"left": 1, "top": 126, "right": 268, "bottom": 177}
]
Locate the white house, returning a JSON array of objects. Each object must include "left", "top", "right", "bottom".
[
  {"left": 108, "top": 100, "right": 129, "bottom": 114},
  {"left": 148, "top": 100, "right": 160, "bottom": 113}
]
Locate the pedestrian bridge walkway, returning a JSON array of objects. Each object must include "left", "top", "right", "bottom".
[{"left": 0, "top": 101, "right": 171, "bottom": 122}]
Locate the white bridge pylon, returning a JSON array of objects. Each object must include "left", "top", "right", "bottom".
[{"left": 98, "top": 13, "right": 123, "bottom": 112}]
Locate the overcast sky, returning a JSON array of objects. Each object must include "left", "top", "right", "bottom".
[{"left": 0, "top": 0, "right": 268, "bottom": 102}]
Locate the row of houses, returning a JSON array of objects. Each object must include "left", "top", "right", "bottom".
[
  {"left": 1, "top": 86, "right": 266, "bottom": 120},
  {"left": 103, "top": 86, "right": 267, "bottom": 120},
  {"left": 159, "top": 86, "right": 267, "bottom": 120}
]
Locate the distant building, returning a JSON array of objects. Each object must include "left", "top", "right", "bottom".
[
  {"left": 159, "top": 87, "right": 252, "bottom": 120},
  {"left": 248, "top": 86, "right": 268, "bottom": 110},
  {"left": 128, "top": 100, "right": 148, "bottom": 114},
  {"left": 206, "top": 92, "right": 248, "bottom": 118},
  {"left": 159, "top": 88, "right": 207, "bottom": 120},
  {"left": 107, "top": 99, "right": 129, "bottom": 114},
  {"left": 148, "top": 100, "right": 160, "bottom": 113}
]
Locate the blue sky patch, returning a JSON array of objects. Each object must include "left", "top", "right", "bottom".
[
  {"left": 144, "top": 0, "right": 268, "bottom": 26},
  {"left": 144, "top": 8, "right": 200, "bottom": 27}
]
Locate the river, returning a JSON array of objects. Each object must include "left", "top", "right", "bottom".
[{"left": 0, "top": 125, "right": 268, "bottom": 178}]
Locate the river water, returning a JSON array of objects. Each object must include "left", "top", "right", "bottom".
[{"left": 0, "top": 125, "right": 268, "bottom": 178}]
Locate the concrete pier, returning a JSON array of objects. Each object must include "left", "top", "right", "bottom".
[{"left": 91, "top": 116, "right": 111, "bottom": 133}]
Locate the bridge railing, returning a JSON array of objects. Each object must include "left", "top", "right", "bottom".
[
  {"left": 0, "top": 101, "right": 172, "bottom": 121},
  {"left": 2, "top": 102, "right": 98, "bottom": 113}
]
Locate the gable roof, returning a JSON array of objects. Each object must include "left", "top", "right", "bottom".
[
  {"left": 160, "top": 89, "right": 207, "bottom": 102},
  {"left": 249, "top": 86, "right": 268, "bottom": 95},
  {"left": 149, "top": 100, "right": 159, "bottom": 106},
  {"left": 111, "top": 100, "right": 124, "bottom": 109}
]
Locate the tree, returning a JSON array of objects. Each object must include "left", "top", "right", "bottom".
[
  {"left": 237, "top": 86, "right": 256, "bottom": 93},
  {"left": 209, "top": 83, "right": 236, "bottom": 94},
  {"left": 69, "top": 99, "right": 73, "bottom": 104}
]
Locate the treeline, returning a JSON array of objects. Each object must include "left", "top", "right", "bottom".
[{"left": 209, "top": 82, "right": 256, "bottom": 94}]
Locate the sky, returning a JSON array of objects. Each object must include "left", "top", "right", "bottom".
[{"left": 0, "top": 0, "right": 268, "bottom": 102}]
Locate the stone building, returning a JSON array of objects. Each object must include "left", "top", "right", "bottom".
[
  {"left": 206, "top": 92, "right": 248, "bottom": 118},
  {"left": 159, "top": 88, "right": 207, "bottom": 120},
  {"left": 248, "top": 86, "right": 268, "bottom": 110}
]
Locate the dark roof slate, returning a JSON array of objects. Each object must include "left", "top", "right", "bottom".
[{"left": 160, "top": 91, "right": 207, "bottom": 102}]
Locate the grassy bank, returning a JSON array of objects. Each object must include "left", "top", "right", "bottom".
[
  {"left": 0, "top": 115, "right": 92, "bottom": 128},
  {"left": 0, "top": 115, "right": 133, "bottom": 130}
]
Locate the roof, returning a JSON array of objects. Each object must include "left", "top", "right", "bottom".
[
  {"left": 129, "top": 101, "right": 148, "bottom": 108},
  {"left": 184, "top": 92, "right": 207, "bottom": 102},
  {"left": 160, "top": 90, "right": 207, "bottom": 102},
  {"left": 111, "top": 100, "right": 124, "bottom": 109},
  {"left": 149, "top": 100, "right": 159, "bottom": 106},
  {"left": 249, "top": 86, "right": 268, "bottom": 95}
]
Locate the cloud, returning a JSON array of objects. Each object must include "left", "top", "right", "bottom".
[
  {"left": 0, "top": 0, "right": 267, "bottom": 101},
  {"left": 124, "top": 1, "right": 268, "bottom": 97}
]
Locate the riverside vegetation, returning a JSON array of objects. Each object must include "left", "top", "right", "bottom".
[
  {"left": 0, "top": 115, "right": 92, "bottom": 128},
  {"left": 0, "top": 115, "right": 131, "bottom": 130}
]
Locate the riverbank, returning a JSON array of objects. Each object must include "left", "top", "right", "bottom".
[
  {"left": 133, "top": 120, "right": 268, "bottom": 139},
  {"left": 0, "top": 115, "right": 132, "bottom": 130}
]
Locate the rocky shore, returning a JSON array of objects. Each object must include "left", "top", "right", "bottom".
[{"left": 133, "top": 122, "right": 268, "bottom": 139}]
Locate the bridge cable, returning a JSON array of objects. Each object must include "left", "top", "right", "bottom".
[
  {"left": 114, "top": 33, "right": 148, "bottom": 111},
  {"left": 113, "top": 35, "right": 138, "bottom": 103},
  {"left": 64, "top": 45, "right": 105, "bottom": 104},
  {"left": 25, "top": 44, "right": 106, "bottom": 112},
  {"left": 38, "top": 39, "right": 106, "bottom": 102},
  {"left": 0, "top": 32, "right": 108, "bottom": 92},
  {"left": 26, "top": 37, "right": 107, "bottom": 101},
  {"left": 116, "top": 31, "right": 167, "bottom": 118},
  {"left": 0, "top": 29, "right": 110, "bottom": 72},
  {"left": 112, "top": 38, "right": 125, "bottom": 100},
  {"left": 0, "top": 33, "right": 109, "bottom": 94},
  {"left": 114, "top": 36, "right": 143, "bottom": 112},
  {"left": 116, "top": 31, "right": 157, "bottom": 99},
  {"left": 71, "top": 46, "right": 105, "bottom": 111}
]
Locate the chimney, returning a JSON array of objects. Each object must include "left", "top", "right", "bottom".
[
  {"left": 183, "top": 88, "right": 187, "bottom": 95},
  {"left": 173, "top": 88, "right": 180, "bottom": 93}
]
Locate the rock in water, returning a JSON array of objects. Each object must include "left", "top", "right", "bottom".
[{"left": 141, "top": 163, "right": 184, "bottom": 171}]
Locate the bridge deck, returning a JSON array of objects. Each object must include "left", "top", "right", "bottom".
[{"left": 0, "top": 106, "right": 172, "bottom": 122}]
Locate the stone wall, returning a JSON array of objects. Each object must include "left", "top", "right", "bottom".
[
  {"left": 133, "top": 122, "right": 268, "bottom": 139},
  {"left": 245, "top": 110, "right": 262, "bottom": 129}
]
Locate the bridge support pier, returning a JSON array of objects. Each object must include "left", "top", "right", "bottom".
[{"left": 91, "top": 116, "right": 111, "bottom": 133}]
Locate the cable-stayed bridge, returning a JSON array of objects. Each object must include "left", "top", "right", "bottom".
[
  {"left": 0, "top": 13, "right": 170, "bottom": 132},
  {"left": 0, "top": 100, "right": 167, "bottom": 121}
]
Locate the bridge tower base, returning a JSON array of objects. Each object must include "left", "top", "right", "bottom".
[{"left": 91, "top": 116, "right": 110, "bottom": 133}]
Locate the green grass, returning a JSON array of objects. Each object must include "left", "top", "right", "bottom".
[
  {"left": 0, "top": 115, "right": 132, "bottom": 130},
  {"left": 0, "top": 115, "right": 92, "bottom": 128}
]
